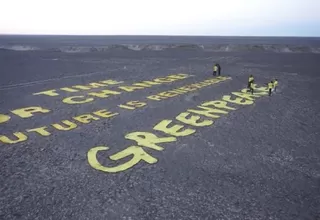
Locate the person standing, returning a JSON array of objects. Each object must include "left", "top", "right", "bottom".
[
  {"left": 248, "top": 81, "right": 254, "bottom": 94},
  {"left": 217, "top": 63, "right": 221, "bottom": 76},
  {"left": 213, "top": 64, "right": 218, "bottom": 76},
  {"left": 268, "top": 80, "right": 274, "bottom": 96},
  {"left": 248, "top": 75, "right": 254, "bottom": 90},
  {"left": 273, "top": 79, "right": 278, "bottom": 92}
]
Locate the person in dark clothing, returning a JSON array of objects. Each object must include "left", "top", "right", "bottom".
[
  {"left": 213, "top": 63, "right": 221, "bottom": 76},
  {"left": 268, "top": 81, "right": 274, "bottom": 96},
  {"left": 248, "top": 81, "right": 254, "bottom": 94},
  {"left": 247, "top": 75, "right": 254, "bottom": 92},
  {"left": 217, "top": 64, "right": 221, "bottom": 76},
  {"left": 213, "top": 64, "right": 218, "bottom": 76},
  {"left": 273, "top": 79, "right": 278, "bottom": 92}
]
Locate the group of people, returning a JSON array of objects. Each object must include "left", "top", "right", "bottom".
[
  {"left": 247, "top": 75, "right": 278, "bottom": 96},
  {"left": 212, "top": 63, "right": 278, "bottom": 96}
]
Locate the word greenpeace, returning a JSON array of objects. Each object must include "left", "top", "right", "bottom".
[
  {"left": 0, "top": 77, "right": 230, "bottom": 145},
  {"left": 87, "top": 84, "right": 269, "bottom": 173},
  {"left": 0, "top": 73, "right": 192, "bottom": 125}
]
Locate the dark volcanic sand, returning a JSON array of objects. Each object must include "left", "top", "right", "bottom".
[{"left": 1, "top": 48, "right": 320, "bottom": 220}]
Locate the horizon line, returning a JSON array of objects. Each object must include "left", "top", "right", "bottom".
[{"left": 0, "top": 33, "right": 320, "bottom": 38}]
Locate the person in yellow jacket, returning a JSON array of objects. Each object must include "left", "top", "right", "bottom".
[
  {"left": 248, "top": 80, "right": 254, "bottom": 94},
  {"left": 213, "top": 64, "right": 218, "bottom": 76},
  {"left": 273, "top": 79, "right": 278, "bottom": 92},
  {"left": 268, "top": 80, "right": 274, "bottom": 96},
  {"left": 247, "top": 75, "right": 254, "bottom": 93}
]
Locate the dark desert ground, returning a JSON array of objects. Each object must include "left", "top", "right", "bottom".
[{"left": 0, "top": 36, "right": 320, "bottom": 220}]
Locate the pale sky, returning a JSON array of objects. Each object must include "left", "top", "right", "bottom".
[{"left": 1, "top": 0, "right": 320, "bottom": 36}]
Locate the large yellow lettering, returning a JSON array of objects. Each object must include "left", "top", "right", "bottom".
[
  {"left": 176, "top": 112, "right": 213, "bottom": 127},
  {"left": 214, "top": 77, "right": 229, "bottom": 83},
  {"left": 100, "top": 80, "right": 124, "bottom": 85},
  {"left": 33, "top": 90, "right": 59, "bottom": 97},
  {"left": 167, "top": 73, "right": 190, "bottom": 79},
  {"left": 248, "top": 85, "right": 269, "bottom": 96},
  {"left": 153, "top": 120, "right": 195, "bottom": 137},
  {"left": 240, "top": 88, "right": 262, "bottom": 98},
  {"left": 205, "top": 79, "right": 217, "bottom": 84},
  {"left": 73, "top": 114, "right": 100, "bottom": 124},
  {"left": 222, "top": 95, "right": 254, "bottom": 105},
  {"left": 126, "top": 101, "right": 147, "bottom": 108},
  {"left": 0, "top": 132, "right": 27, "bottom": 144},
  {"left": 0, "top": 114, "right": 10, "bottom": 124},
  {"left": 62, "top": 96, "right": 94, "bottom": 104},
  {"left": 118, "top": 104, "right": 135, "bottom": 110},
  {"left": 197, "top": 82, "right": 210, "bottom": 87},
  {"left": 11, "top": 106, "right": 50, "bottom": 118},
  {"left": 147, "top": 95, "right": 164, "bottom": 101},
  {"left": 217, "top": 76, "right": 230, "bottom": 81},
  {"left": 60, "top": 87, "right": 79, "bottom": 92},
  {"left": 88, "top": 89, "right": 121, "bottom": 98},
  {"left": 199, "top": 82, "right": 210, "bottom": 87},
  {"left": 187, "top": 106, "right": 228, "bottom": 119},
  {"left": 205, "top": 78, "right": 219, "bottom": 84},
  {"left": 125, "top": 132, "right": 176, "bottom": 151},
  {"left": 133, "top": 83, "right": 153, "bottom": 88},
  {"left": 190, "top": 83, "right": 203, "bottom": 89},
  {"left": 52, "top": 120, "right": 77, "bottom": 131},
  {"left": 232, "top": 92, "right": 256, "bottom": 101},
  {"left": 73, "top": 83, "right": 109, "bottom": 90},
  {"left": 93, "top": 109, "right": 119, "bottom": 118},
  {"left": 118, "top": 86, "right": 144, "bottom": 92},
  {"left": 87, "top": 146, "right": 157, "bottom": 173},
  {"left": 252, "top": 84, "right": 268, "bottom": 92},
  {"left": 171, "top": 89, "right": 188, "bottom": 94},
  {"left": 179, "top": 86, "right": 196, "bottom": 92},
  {"left": 175, "top": 87, "right": 189, "bottom": 93},
  {"left": 251, "top": 90, "right": 268, "bottom": 96},
  {"left": 133, "top": 80, "right": 161, "bottom": 87},
  {"left": 201, "top": 100, "right": 236, "bottom": 111},
  {"left": 158, "top": 91, "right": 178, "bottom": 98},
  {"left": 26, "top": 126, "right": 51, "bottom": 136},
  {"left": 154, "top": 77, "right": 176, "bottom": 83}
]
